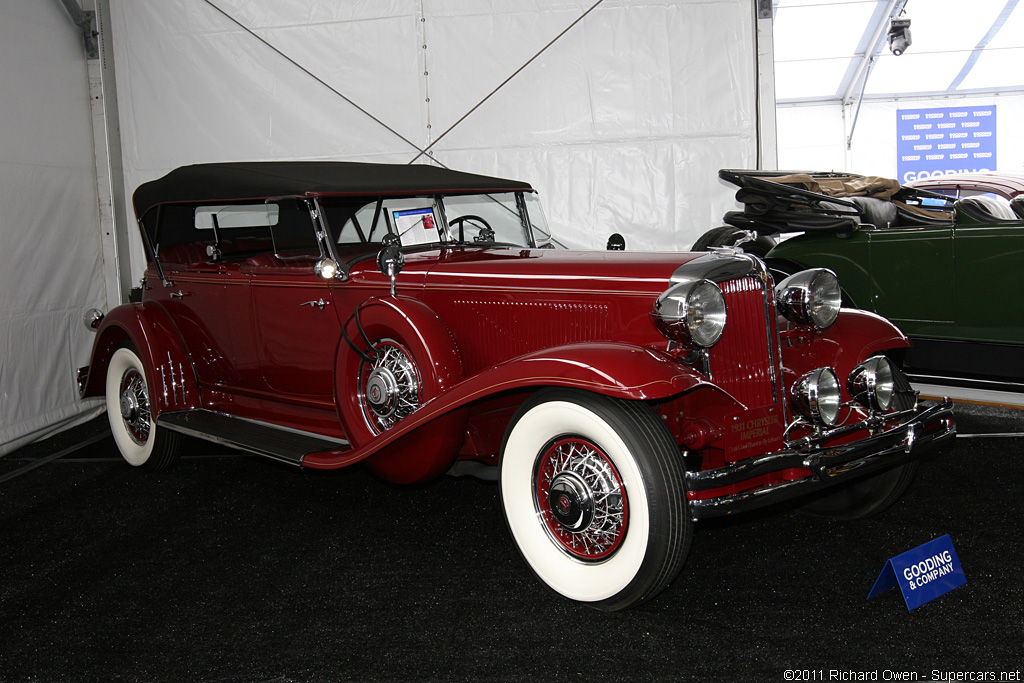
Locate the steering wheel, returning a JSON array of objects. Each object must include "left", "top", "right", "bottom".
[{"left": 448, "top": 215, "right": 494, "bottom": 243}]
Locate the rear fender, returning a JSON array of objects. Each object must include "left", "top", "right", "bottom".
[
  {"left": 307, "top": 342, "right": 710, "bottom": 470},
  {"left": 82, "top": 303, "right": 199, "bottom": 415}
]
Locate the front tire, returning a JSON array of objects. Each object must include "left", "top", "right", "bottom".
[
  {"left": 796, "top": 461, "right": 918, "bottom": 520},
  {"left": 105, "top": 343, "right": 182, "bottom": 471},
  {"left": 499, "top": 389, "right": 691, "bottom": 611}
]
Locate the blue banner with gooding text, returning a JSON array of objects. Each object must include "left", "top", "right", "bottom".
[
  {"left": 896, "top": 105, "right": 997, "bottom": 184},
  {"left": 868, "top": 535, "right": 967, "bottom": 610}
]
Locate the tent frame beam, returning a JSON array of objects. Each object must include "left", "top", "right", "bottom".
[{"left": 842, "top": 0, "right": 907, "bottom": 149}]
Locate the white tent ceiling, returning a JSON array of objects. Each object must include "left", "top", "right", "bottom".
[{"left": 774, "top": 0, "right": 1024, "bottom": 104}]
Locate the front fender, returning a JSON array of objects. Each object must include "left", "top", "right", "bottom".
[
  {"left": 783, "top": 308, "right": 911, "bottom": 384},
  {"left": 476, "top": 342, "right": 709, "bottom": 401},
  {"left": 305, "top": 342, "right": 708, "bottom": 470},
  {"left": 81, "top": 302, "right": 200, "bottom": 415}
]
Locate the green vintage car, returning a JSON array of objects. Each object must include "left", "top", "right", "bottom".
[{"left": 693, "top": 169, "right": 1024, "bottom": 408}]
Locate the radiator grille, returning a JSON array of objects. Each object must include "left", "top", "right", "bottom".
[{"left": 708, "top": 277, "right": 778, "bottom": 409}]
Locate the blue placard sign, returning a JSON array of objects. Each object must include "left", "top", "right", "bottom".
[
  {"left": 896, "top": 105, "right": 997, "bottom": 184},
  {"left": 867, "top": 535, "right": 966, "bottom": 610}
]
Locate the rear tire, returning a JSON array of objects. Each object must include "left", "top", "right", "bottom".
[
  {"left": 105, "top": 343, "right": 182, "bottom": 471},
  {"left": 499, "top": 389, "right": 691, "bottom": 611}
]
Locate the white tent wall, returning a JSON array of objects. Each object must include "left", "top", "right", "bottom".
[
  {"left": 0, "top": 1, "right": 108, "bottom": 455},
  {"left": 109, "top": 0, "right": 762, "bottom": 276},
  {"left": 777, "top": 94, "right": 1024, "bottom": 180}
]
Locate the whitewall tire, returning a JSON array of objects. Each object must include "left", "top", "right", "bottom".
[
  {"left": 500, "top": 389, "right": 691, "bottom": 611},
  {"left": 105, "top": 344, "right": 182, "bottom": 471}
]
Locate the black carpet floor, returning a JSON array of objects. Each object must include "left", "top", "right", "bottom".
[{"left": 1, "top": 405, "right": 1022, "bottom": 682}]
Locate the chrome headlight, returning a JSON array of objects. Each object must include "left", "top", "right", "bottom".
[
  {"left": 83, "top": 308, "right": 104, "bottom": 330},
  {"left": 792, "top": 367, "right": 841, "bottom": 427},
  {"left": 775, "top": 268, "right": 841, "bottom": 329},
  {"left": 652, "top": 279, "right": 727, "bottom": 348},
  {"left": 848, "top": 356, "right": 895, "bottom": 412}
]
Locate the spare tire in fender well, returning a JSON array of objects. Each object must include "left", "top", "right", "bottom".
[{"left": 335, "top": 295, "right": 467, "bottom": 485}]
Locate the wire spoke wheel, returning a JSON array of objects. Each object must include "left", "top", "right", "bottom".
[
  {"left": 534, "top": 437, "right": 627, "bottom": 561},
  {"left": 359, "top": 339, "right": 420, "bottom": 433},
  {"left": 500, "top": 389, "right": 691, "bottom": 611},
  {"left": 105, "top": 344, "right": 182, "bottom": 471},
  {"left": 118, "top": 368, "right": 152, "bottom": 446}
]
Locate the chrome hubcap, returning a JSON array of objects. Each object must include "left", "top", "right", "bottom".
[
  {"left": 118, "top": 369, "right": 151, "bottom": 446},
  {"left": 548, "top": 472, "right": 595, "bottom": 532},
  {"left": 534, "top": 437, "right": 627, "bottom": 561},
  {"left": 366, "top": 366, "right": 401, "bottom": 416},
  {"left": 360, "top": 340, "right": 419, "bottom": 432}
]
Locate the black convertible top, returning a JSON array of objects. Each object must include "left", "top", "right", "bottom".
[{"left": 132, "top": 161, "right": 533, "bottom": 218}]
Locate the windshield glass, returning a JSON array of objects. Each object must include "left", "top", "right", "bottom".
[
  {"left": 443, "top": 193, "right": 529, "bottom": 246},
  {"left": 523, "top": 192, "right": 552, "bottom": 247},
  {"left": 320, "top": 191, "right": 546, "bottom": 249}
]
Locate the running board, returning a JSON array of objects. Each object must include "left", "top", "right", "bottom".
[{"left": 158, "top": 410, "right": 349, "bottom": 466}]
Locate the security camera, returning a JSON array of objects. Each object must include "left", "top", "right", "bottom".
[{"left": 888, "top": 17, "right": 912, "bottom": 56}]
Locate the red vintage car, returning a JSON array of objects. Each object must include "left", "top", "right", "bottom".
[{"left": 79, "top": 162, "right": 955, "bottom": 610}]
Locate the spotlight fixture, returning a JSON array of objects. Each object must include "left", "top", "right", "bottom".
[{"left": 888, "top": 16, "right": 912, "bottom": 56}]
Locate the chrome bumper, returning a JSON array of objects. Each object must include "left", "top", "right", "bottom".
[{"left": 687, "top": 398, "right": 956, "bottom": 521}]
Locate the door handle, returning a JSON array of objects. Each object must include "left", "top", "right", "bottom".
[
  {"left": 301, "top": 298, "right": 330, "bottom": 310},
  {"left": 169, "top": 291, "right": 186, "bottom": 299}
]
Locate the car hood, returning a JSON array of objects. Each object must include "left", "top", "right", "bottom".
[{"left": 406, "top": 247, "right": 714, "bottom": 296}]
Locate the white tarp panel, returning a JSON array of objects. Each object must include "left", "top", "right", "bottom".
[
  {"left": 110, "top": 0, "right": 759, "bottom": 271},
  {"left": 0, "top": 1, "right": 107, "bottom": 455}
]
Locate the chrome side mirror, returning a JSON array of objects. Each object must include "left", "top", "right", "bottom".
[{"left": 377, "top": 234, "right": 404, "bottom": 296}]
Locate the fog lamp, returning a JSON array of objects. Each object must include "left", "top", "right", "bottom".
[
  {"left": 848, "top": 356, "right": 895, "bottom": 412},
  {"left": 792, "top": 367, "right": 841, "bottom": 427}
]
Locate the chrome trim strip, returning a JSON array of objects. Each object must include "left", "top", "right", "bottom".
[
  {"left": 912, "top": 382, "right": 1024, "bottom": 409},
  {"left": 746, "top": 254, "right": 781, "bottom": 405},
  {"left": 909, "top": 373, "right": 1024, "bottom": 392},
  {"left": 686, "top": 399, "right": 955, "bottom": 520},
  {"left": 160, "top": 363, "right": 168, "bottom": 405},
  {"left": 167, "top": 352, "right": 178, "bottom": 406},
  {"left": 76, "top": 367, "right": 89, "bottom": 398}
]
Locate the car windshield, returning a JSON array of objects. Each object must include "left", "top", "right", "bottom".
[{"left": 319, "top": 191, "right": 552, "bottom": 249}]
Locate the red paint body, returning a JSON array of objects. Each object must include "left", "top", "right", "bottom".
[
  {"left": 86, "top": 242, "right": 908, "bottom": 487},
  {"left": 81, "top": 162, "right": 953, "bottom": 516}
]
